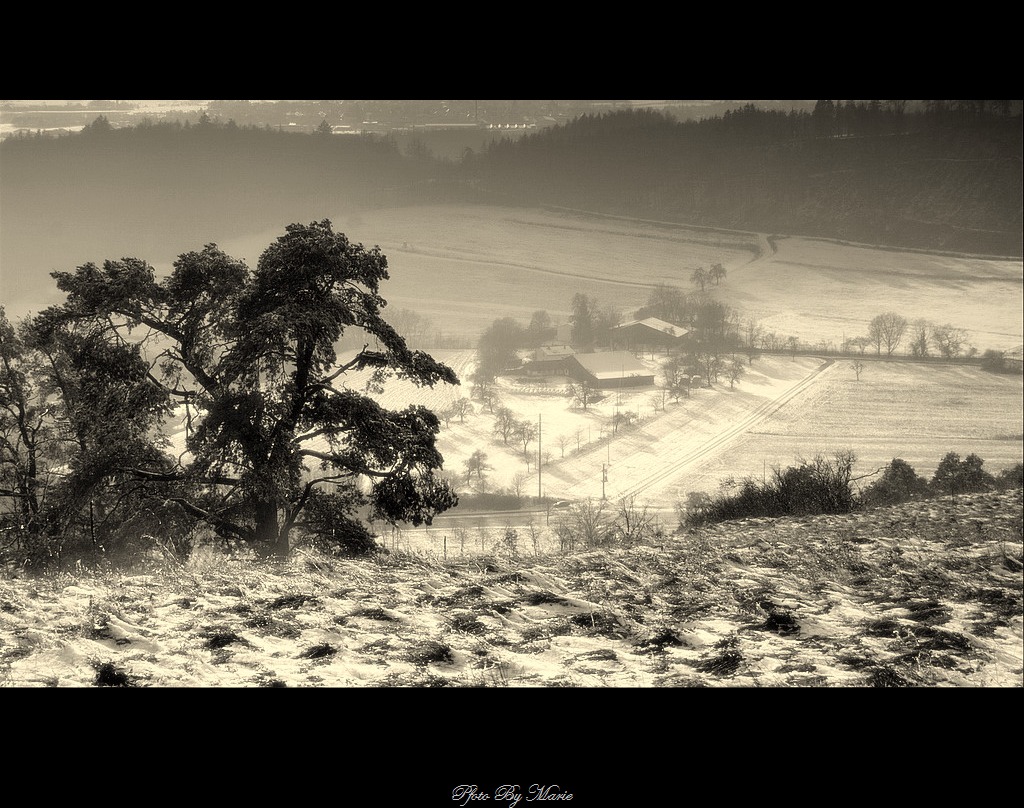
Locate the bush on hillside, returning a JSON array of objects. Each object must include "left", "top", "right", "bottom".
[
  {"left": 682, "top": 452, "right": 856, "bottom": 527},
  {"left": 980, "top": 350, "right": 1008, "bottom": 373},
  {"left": 1, "top": 494, "right": 195, "bottom": 571},
  {"left": 995, "top": 462, "right": 1024, "bottom": 491},
  {"left": 931, "top": 452, "right": 996, "bottom": 499},
  {"left": 553, "top": 498, "right": 616, "bottom": 551},
  {"left": 859, "top": 458, "right": 931, "bottom": 508}
]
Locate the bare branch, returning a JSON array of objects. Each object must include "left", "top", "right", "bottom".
[{"left": 165, "top": 497, "right": 252, "bottom": 542}]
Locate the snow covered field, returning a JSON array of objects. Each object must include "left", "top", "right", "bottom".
[
  {"left": 278, "top": 348, "right": 1022, "bottom": 560},
  {"left": 342, "top": 351, "right": 1021, "bottom": 503},
  {"left": 214, "top": 204, "right": 1024, "bottom": 353},
  {"left": 2, "top": 488, "right": 1019, "bottom": 687},
  {"left": 3, "top": 205, "right": 1021, "bottom": 690}
]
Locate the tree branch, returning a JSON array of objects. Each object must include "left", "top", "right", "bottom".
[
  {"left": 296, "top": 448, "right": 393, "bottom": 477},
  {"left": 128, "top": 467, "right": 242, "bottom": 486},
  {"left": 166, "top": 497, "right": 252, "bottom": 542},
  {"left": 322, "top": 344, "right": 371, "bottom": 383}
]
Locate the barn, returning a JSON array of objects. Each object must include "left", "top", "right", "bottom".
[
  {"left": 520, "top": 343, "right": 575, "bottom": 376},
  {"left": 568, "top": 351, "right": 655, "bottom": 389},
  {"left": 609, "top": 317, "right": 689, "bottom": 353}
]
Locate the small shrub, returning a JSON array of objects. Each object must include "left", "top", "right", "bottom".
[
  {"left": 931, "top": 452, "right": 995, "bottom": 498},
  {"left": 995, "top": 463, "right": 1023, "bottom": 491},
  {"left": 574, "top": 648, "right": 618, "bottom": 662},
  {"left": 351, "top": 606, "right": 398, "bottom": 621},
  {"left": 243, "top": 614, "right": 301, "bottom": 638},
  {"left": 448, "top": 612, "right": 487, "bottom": 634},
  {"left": 521, "top": 591, "right": 569, "bottom": 606},
  {"left": 913, "top": 626, "right": 972, "bottom": 654},
  {"left": 498, "top": 526, "right": 519, "bottom": 559},
  {"left": 298, "top": 490, "right": 382, "bottom": 556},
  {"left": 406, "top": 639, "right": 454, "bottom": 666},
  {"left": 483, "top": 599, "right": 516, "bottom": 615},
  {"left": 980, "top": 349, "right": 1008, "bottom": 373},
  {"left": 568, "top": 611, "right": 623, "bottom": 636},
  {"left": 203, "top": 630, "right": 245, "bottom": 650},
  {"left": 635, "top": 628, "right": 684, "bottom": 652},
  {"left": 298, "top": 643, "right": 337, "bottom": 660},
  {"left": 864, "top": 618, "right": 904, "bottom": 638},
  {"left": 269, "top": 593, "right": 318, "bottom": 610},
  {"left": 903, "top": 599, "right": 952, "bottom": 625},
  {"left": 554, "top": 499, "right": 616, "bottom": 548},
  {"left": 696, "top": 645, "right": 744, "bottom": 676},
  {"left": 93, "top": 661, "right": 136, "bottom": 687},
  {"left": 868, "top": 665, "right": 912, "bottom": 687},
  {"left": 759, "top": 610, "right": 800, "bottom": 636}
]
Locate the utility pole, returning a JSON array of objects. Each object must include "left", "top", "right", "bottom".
[
  {"left": 537, "top": 413, "right": 542, "bottom": 499},
  {"left": 602, "top": 463, "right": 607, "bottom": 500}
]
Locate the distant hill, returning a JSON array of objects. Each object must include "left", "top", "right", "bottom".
[
  {"left": 467, "top": 105, "right": 1023, "bottom": 257},
  {"left": 1, "top": 104, "right": 1020, "bottom": 319}
]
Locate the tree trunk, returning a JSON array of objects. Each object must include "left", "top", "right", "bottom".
[{"left": 254, "top": 500, "right": 288, "bottom": 557}]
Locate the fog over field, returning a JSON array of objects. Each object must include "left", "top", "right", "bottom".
[
  {"left": 9, "top": 203, "right": 1015, "bottom": 352},
  {"left": 317, "top": 205, "right": 1024, "bottom": 352}
]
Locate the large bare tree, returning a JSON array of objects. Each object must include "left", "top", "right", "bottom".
[{"left": 868, "top": 312, "right": 908, "bottom": 356}]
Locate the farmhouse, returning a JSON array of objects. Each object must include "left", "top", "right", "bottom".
[
  {"left": 520, "top": 343, "right": 575, "bottom": 376},
  {"left": 609, "top": 317, "right": 689, "bottom": 353},
  {"left": 568, "top": 351, "right": 655, "bottom": 389}
]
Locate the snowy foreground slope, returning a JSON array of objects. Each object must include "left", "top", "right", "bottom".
[{"left": 1, "top": 489, "right": 1020, "bottom": 688}]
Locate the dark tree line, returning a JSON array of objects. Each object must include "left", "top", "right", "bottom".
[
  {"left": 470, "top": 104, "right": 1023, "bottom": 256},
  {"left": 5, "top": 102, "right": 1019, "bottom": 269},
  {"left": 684, "top": 451, "right": 1022, "bottom": 527}
]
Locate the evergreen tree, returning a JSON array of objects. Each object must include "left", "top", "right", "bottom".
[{"left": 39, "top": 220, "right": 459, "bottom": 557}]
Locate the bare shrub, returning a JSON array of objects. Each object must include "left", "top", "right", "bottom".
[
  {"left": 613, "top": 495, "right": 661, "bottom": 545},
  {"left": 555, "top": 498, "right": 615, "bottom": 549}
]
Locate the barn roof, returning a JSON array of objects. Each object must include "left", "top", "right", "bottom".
[
  {"left": 610, "top": 317, "right": 689, "bottom": 339},
  {"left": 571, "top": 351, "right": 652, "bottom": 380}
]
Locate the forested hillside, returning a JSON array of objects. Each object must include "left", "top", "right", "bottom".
[
  {"left": 1, "top": 102, "right": 1020, "bottom": 313},
  {"left": 469, "top": 104, "right": 1023, "bottom": 256}
]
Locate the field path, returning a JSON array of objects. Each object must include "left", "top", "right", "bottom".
[
  {"left": 614, "top": 357, "right": 835, "bottom": 501},
  {"left": 546, "top": 357, "right": 836, "bottom": 506}
]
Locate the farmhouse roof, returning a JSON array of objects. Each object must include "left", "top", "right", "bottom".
[
  {"left": 610, "top": 317, "right": 689, "bottom": 338},
  {"left": 536, "top": 343, "right": 575, "bottom": 360},
  {"left": 571, "top": 351, "right": 652, "bottom": 380}
]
